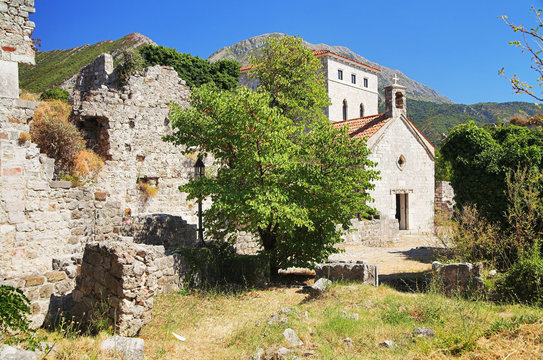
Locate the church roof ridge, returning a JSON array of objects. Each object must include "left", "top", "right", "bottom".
[{"left": 333, "top": 113, "right": 390, "bottom": 139}]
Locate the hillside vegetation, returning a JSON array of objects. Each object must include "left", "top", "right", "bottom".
[
  {"left": 407, "top": 100, "right": 541, "bottom": 146},
  {"left": 19, "top": 33, "right": 156, "bottom": 93}
]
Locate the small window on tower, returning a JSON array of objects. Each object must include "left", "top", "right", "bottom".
[
  {"left": 351, "top": 74, "right": 356, "bottom": 84},
  {"left": 338, "top": 69, "right": 343, "bottom": 80},
  {"left": 363, "top": 78, "right": 368, "bottom": 88}
]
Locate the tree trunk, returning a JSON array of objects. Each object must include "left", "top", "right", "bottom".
[{"left": 259, "top": 228, "right": 279, "bottom": 277}]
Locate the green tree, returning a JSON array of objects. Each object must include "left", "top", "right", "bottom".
[
  {"left": 440, "top": 121, "right": 543, "bottom": 225},
  {"left": 166, "top": 37, "right": 378, "bottom": 274},
  {"left": 138, "top": 45, "right": 239, "bottom": 90},
  {"left": 248, "top": 36, "right": 329, "bottom": 123}
]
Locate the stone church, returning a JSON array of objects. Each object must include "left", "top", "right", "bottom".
[{"left": 242, "top": 50, "right": 435, "bottom": 236}]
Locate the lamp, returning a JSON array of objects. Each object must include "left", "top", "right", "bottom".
[{"left": 194, "top": 158, "right": 205, "bottom": 246}]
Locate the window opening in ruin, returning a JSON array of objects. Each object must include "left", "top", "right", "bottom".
[
  {"left": 129, "top": 120, "right": 135, "bottom": 128},
  {"left": 342, "top": 99, "right": 348, "bottom": 121},
  {"left": 397, "top": 155, "right": 406, "bottom": 170},
  {"left": 395, "top": 193, "right": 409, "bottom": 230},
  {"left": 77, "top": 116, "right": 112, "bottom": 160},
  {"left": 395, "top": 92, "right": 404, "bottom": 109},
  {"left": 360, "top": 103, "right": 364, "bottom": 117}
]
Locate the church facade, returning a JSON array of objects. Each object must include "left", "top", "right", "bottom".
[{"left": 240, "top": 50, "right": 435, "bottom": 235}]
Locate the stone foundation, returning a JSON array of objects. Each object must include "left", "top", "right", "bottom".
[
  {"left": 432, "top": 261, "right": 483, "bottom": 295},
  {"left": 315, "top": 260, "right": 378, "bottom": 286},
  {"left": 73, "top": 241, "right": 186, "bottom": 336}
]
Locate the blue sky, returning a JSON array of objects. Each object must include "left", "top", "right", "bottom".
[{"left": 32, "top": 1, "right": 543, "bottom": 104}]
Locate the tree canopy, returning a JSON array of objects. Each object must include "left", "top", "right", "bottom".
[
  {"left": 139, "top": 45, "right": 239, "bottom": 90},
  {"left": 440, "top": 121, "right": 543, "bottom": 224},
  {"left": 165, "top": 36, "right": 379, "bottom": 274}
]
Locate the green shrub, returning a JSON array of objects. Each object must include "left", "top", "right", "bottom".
[
  {"left": 176, "top": 241, "right": 269, "bottom": 288},
  {"left": 40, "top": 88, "right": 69, "bottom": 103},
  {"left": 497, "top": 243, "right": 543, "bottom": 305},
  {"left": 0, "top": 285, "right": 31, "bottom": 336},
  {"left": 115, "top": 50, "right": 144, "bottom": 86}
]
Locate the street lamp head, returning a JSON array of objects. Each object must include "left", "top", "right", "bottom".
[{"left": 194, "top": 158, "right": 205, "bottom": 179}]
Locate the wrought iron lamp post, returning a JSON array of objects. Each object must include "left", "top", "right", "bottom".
[{"left": 194, "top": 157, "right": 205, "bottom": 246}]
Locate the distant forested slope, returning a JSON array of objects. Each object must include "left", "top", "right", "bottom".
[{"left": 406, "top": 100, "right": 541, "bottom": 146}]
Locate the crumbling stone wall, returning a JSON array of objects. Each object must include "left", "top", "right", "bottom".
[
  {"left": 342, "top": 218, "right": 400, "bottom": 246},
  {"left": 315, "top": 260, "right": 378, "bottom": 286},
  {"left": 435, "top": 181, "right": 455, "bottom": 219},
  {"left": 0, "top": 0, "right": 35, "bottom": 99},
  {"left": 72, "top": 241, "right": 186, "bottom": 336},
  {"left": 432, "top": 261, "right": 483, "bottom": 295},
  {"left": 1, "top": 52, "right": 202, "bottom": 327},
  {"left": 72, "top": 54, "right": 203, "bottom": 239},
  {"left": 0, "top": 0, "right": 35, "bottom": 65}
]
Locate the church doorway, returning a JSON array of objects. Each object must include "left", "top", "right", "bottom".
[{"left": 395, "top": 193, "right": 409, "bottom": 230}]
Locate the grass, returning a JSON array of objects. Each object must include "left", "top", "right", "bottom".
[
  {"left": 18, "top": 34, "right": 145, "bottom": 94},
  {"left": 29, "top": 281, "right": 543, "bottom": 359}
]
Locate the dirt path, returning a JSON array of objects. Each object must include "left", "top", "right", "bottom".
[{"left": 328, "top": 234, "right": 445, "bottom": 275}]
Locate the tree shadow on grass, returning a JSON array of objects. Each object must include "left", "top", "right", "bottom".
[{"left": 379, "top": 272, "right": 433, "bottom": 293}]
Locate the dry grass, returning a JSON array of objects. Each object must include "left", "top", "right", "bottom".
[
  {"left": 33, "top": 282, "right": 543, "bottom": 360},
  {"left": 19, "top": 90, "right": 39, "bottom": 101}
]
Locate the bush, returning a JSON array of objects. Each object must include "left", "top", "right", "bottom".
[
  {"left": 30, "top": 101, "right": 85, "bottom": 177},
  {"left": 115, "top": 50, "right": 144, "bottom": 86},
  {"left": 0, "top": 285, "right": 31, "bottom": 336},
  {"left": 497, "top": 243, "right": 543, "bottom": 305},
  {"left": 40, "top": 88, "right": 69, "bottom": 103},
  {"left": 448, "top": 205, "right": 507, "bottom": 269},
  {"left": 72, "top": 149, "right": 104, "bottom": 183},
  {"left": 17, "top": 132, "right": 31, "bottom": 145}
]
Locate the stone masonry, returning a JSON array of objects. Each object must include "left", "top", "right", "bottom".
[
  {"left": 435, "top": 181, "right": 455, "bottom": 219},
  {"left": 1, "top": 51, "right": 202, "bottom": 326},
  {"left": 315, "top": 260, "right": 378, "bottom": 286},
  {"left": 72, "top": 241, "right": 186, "bottom": 336},
  {"left": 432, "top": 261, "right": 483, "bottom": 295},
  {"left": 0, "top": 0, "right": 35, "bottom": 98}
]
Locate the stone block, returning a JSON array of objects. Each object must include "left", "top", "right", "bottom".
[
  {"left": 45, "top": 270, "right": 67, "bottom": 282},
  {"left": 39, "top": 283, "right": 53, "bottom": 298},
  {"left": 49, "top": 180, "right": 72, "bottom": 189},
  {"left": 315, "top": 260, "right": 378, "bottom": 286},
  {"left": 94, "top": 192, "right": 107, "bottom": 201},
  {"left": 24, "top": 275, "right": 45, "bottom": 287},
  {"left": 0, "top": 60, "right": 18, "bottom": 98}
]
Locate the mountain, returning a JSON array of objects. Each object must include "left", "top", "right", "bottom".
[
  {"left": 19, "top": 33, "right": 156, "bottom": 93},
  {"left": 20, "top": 32, "right": 540, "bottom": 146},
  {"left": 408, "top": 100, "right": 541, "bottom": 146},
  {"left": 208, "top": 33, "right": 453, "bottom": 104}
]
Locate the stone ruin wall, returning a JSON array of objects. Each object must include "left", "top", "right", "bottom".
[
  {"left": 1, "top": 48, "right": 203, "bottom": 326},
  {"left": 0, "top": 0, "right": 35, "bottom": 99},
  {"left": 72, "top": 241, "right": 186, "bottom": 336},
  {"left": 435, "top": 181, "right": 455, "bottom": 220}
]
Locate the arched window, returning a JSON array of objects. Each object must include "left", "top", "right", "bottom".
[
  {"left": 342, "top": 99, "right": 348, "bottom": 120},
  {"left": 359, "top": 103, "right": 364, "bottom": 117},
  {"left": 395, "top": 92, "right": 404, "bottom": 109}
]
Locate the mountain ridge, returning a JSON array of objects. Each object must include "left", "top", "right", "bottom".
[{"left": 208, "top": 33, "right": 453, "bottom": 104}]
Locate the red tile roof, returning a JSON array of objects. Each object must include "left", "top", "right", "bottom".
[
  {"left": 239, "top": 50, "right": 381, "bottom": 73},
  {"left": 333, "top": 113, "right": 390, "bottom": 139},
  {"left": 312, "top": 50, "right": 381, "bottom": 72}
]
